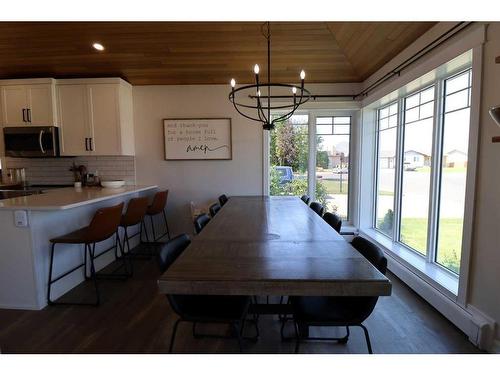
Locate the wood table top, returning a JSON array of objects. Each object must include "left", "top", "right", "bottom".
[{"left": 158, "top": 196, "right": 392, "bottom": 297}]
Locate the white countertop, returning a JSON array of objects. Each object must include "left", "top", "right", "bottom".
[{"left": 0, "top": 185, "right": 158, "bottom": 211}]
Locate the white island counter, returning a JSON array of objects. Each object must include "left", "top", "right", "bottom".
[{"left": 0, "top": 185, "right": 158, "bottom": 310}]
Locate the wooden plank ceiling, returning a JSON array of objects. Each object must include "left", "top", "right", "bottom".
[{"left": 0, "top": 22, "right": 436, "bottom": 85}]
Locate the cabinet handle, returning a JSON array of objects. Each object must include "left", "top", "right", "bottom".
[
  {"left": 27, "top": 108, "right": 31, "bottom": 122},
  {"left": 85, "top": 138, "right": 89, "bottom": 151},
  {"left": 89, "top": 138, "right": 93, "bottom": 151},
  {"left": 22, "top": 108, "right": 26, "bottom": 122}
]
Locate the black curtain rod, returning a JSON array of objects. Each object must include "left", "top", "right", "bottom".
[{"left": 251, "top": 22, "right": 472, "bottom": 102}]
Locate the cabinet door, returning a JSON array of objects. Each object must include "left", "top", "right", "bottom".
[
  {"left": 87, "top": 84, "right": 121, "bottom": 155},
  {"left": 57, "top": 85, "right": 90, "bottom": 156},
  {"left": 27, "top": 85, "right": 55, "bottom": 125},
  {"left": 1, "top": 86, "right": 28, "bottom": 126}
]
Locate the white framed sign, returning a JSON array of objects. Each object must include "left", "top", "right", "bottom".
[{"left": 163, "top": 118, "right": 232, "bottom": 160}]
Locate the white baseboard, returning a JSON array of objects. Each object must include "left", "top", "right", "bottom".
[{"left": 385, "top": 251, "right": 497, "bottom": 352}]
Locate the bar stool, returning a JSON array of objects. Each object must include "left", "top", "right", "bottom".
[
  {"left": 47, "top": 203, "right": 125, "bottom": 306},
  {"left": 141, "top": 190, "right": 170, "bottom": 244},
  {"left": 118, "top": 197, "right": 150, "bottom": 262}
]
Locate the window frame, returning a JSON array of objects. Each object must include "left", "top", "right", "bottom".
[
  {"left": 315, "top": 115, "right": 352, "bottom": 221},
  {"left": 266, "top": 109, "right": 356, "bottom": 224},
  {"left": 373, "top": 67, "right": 473, "bottom": 278},
  {"left": 373, "top": 101, "right": 399, "bottom": 239}
]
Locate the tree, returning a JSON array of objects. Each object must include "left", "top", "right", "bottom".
[
  {"left": 378, "top": 209, "right": 394, "bottom": 235},
  {"left": 317, "top": 151, "right": 329, "bottom": 169},
  {"left": 275, "top": 121, "right": 297, "bottom": 167}
]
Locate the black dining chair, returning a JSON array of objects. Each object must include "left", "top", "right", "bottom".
[
  {"left": 157, "top": 234, "right": 258, "bottom": 353},
  {"left": 218, "top": 194, "right": 229, "bottom": 207},
  {"left": 209, "top": 203, "right": 221, "bottom": 217},
  {"left": 288, "top": 236, "right": 387, "bottom": 354},
  {"left": 309, "top": 202, "right": 324, "bottom": 217},
  {"left": 193, "top": 213, "right": 210, "bottom": 234},
  {"left": 323, "top": 212, "right": 342, "bottom": 234},
  {"left": 300, "top": 195, "right": 310, "bottom": 205}
]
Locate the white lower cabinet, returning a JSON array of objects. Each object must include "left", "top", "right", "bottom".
[{"left": 57, "top": 78, "right": 135, "bottom": 156}]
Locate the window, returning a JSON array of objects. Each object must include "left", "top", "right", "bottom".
[
  {"left": 375, "top": 103, "right": 398, "bottom": 236},
  {"left": 373, "top": 66, "right": 473, "bottom": 278},
  {"left": 400, "top": 86, "right": 435, "bottom": 255},
  {"left": 316, "top": 116, "right": 351, "bottom": 219},
  {"left": 269, "top": 114, "right": 309, "bottom": 198},
  {"left": 435, "top": 70, "right": 472, "bottom": 273}
]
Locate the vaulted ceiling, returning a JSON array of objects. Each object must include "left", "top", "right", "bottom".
[{"left": 0, "top": 22, "right": 436, "bottom": 85}]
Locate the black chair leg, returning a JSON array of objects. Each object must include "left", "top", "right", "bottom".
[
  {"left": 359, "top": 324, "right": 373, "bottom": 354},
  {"left": 232, "top": 322, "right": 244, "bottom": 353},
  {"left": 169, "top": 319, "right": 181, "bottom": 353},
  {"left": 338, "top": 326, "right": 350, "bottom": 344},
  {"left": 294, "top": 321, "right": 301, "bottom": 354}
]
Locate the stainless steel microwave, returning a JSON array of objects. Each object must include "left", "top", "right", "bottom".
[{"left": 3, "top": 126, "right": 60, "bottom": 158}]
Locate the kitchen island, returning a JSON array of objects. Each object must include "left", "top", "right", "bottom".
[{"left": 0, "top": 185, "right": 158, "bottom": 310}]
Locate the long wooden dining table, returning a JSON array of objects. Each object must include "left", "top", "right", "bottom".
[{"left": 158, "top": 196, "right": 392, "bottom": 302}]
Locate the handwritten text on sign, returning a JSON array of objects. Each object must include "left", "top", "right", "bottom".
[{"left": 163, "top": 118, "right": 232, "bottom": 160}]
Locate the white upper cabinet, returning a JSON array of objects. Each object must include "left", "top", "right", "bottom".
[
  {"left": 1, "top": 86, "right": 27, "bottom": 125},
  {"left": 57, "top": 78, "right": 135, "bottom": 156},
  {"left": 0, "top": 79, "right": 57, "bottom": 126},
  {"left": 57, "top": 84, "right": 90, "bottom": 156},
  {"left": 27, "top": 85, "right": 56, "bottom": 125}
]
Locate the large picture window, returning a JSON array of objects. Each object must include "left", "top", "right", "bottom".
[
  {"left": 373, "top": 67, "right": 472, "bottom": 277},
  {"left": 399, "top": 86, "right": 435, "bottom": 255}
]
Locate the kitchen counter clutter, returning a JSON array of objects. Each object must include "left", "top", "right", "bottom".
[
  {"left": 0, "top": 184, "right": 158, "bottom": 310},
  {"left": 0, "top": 185, "right": 157, "bottom": 210}
]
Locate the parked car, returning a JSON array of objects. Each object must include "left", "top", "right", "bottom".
[
  {"left": 404, "top": 161, "right": 419, "bottom": 171},
  {"left": 274, "top": 166, "right": 294, "bottom": 184}
]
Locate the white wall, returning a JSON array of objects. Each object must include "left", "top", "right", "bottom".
[
  {"left": 468, "top": 22, "right": 500, "bottom": 350},
  {"left": 133, "top": 85, "right": 263, "bottom": 235},
  {"left": 132, "top": 83, "right": 361, "bottom": 235}
]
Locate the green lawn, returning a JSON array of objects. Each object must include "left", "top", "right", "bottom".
[
  {"left": 377, "top": 216, "right": 462, "bottom": 273},
  {"left": 319, "top": 179, "right": 349, "bottom": 194},
  {"left": 400, "top": 218, "right": 462, "bottom": 273}
]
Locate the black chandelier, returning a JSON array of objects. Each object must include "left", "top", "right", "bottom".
[{"left": 228, "top": 22, "right": 311, "bottom": 131}]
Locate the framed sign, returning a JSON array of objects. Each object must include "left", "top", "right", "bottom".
[{"left": 163, "top": 118, "right": 232, "bottom": 160}]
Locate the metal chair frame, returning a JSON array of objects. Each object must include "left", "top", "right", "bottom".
[{"left": 47, "top": 231, "right": 129, "bottom": 306}]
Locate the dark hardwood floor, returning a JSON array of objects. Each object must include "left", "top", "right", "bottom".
[{"left": 0, "top": 257, "right": 481, "bottom": 354}]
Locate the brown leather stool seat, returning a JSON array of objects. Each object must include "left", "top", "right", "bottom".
[
  {"left": 142, "top": 189, "right": 171, "bottom": 244},
  {"left": 47, "top": 203, "right": 126, "bottom": 306},
  {"left": 118, "top": 197, "right": 150, "bottom": 261}
]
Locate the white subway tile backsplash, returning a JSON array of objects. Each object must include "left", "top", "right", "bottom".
[{"left": 3, "top": 156, "right": 136, "bottom": 185}]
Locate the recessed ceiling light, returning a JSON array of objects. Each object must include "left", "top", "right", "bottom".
[{"left": 92, "top": 42, "right": 105, "bottom": 51}]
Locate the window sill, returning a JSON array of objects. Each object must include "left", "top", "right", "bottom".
[{"left": 359, "top": 228, "right": 459, "bottom": 297}]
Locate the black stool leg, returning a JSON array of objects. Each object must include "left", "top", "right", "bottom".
[
  {"left": 88, "top": 243, "right": 100, "bottom": 306},
  {"left": 150, "top": 215, "right": 157, "bottom": 242},
  {"left": 162, "top": 210, "right": 171, "bottom": 240},
  {"left": 117, "top": 231, "right": 132, "bottom": 277},
  {"left": 47, "top": 243, "right": 56, "bottom": 305}
]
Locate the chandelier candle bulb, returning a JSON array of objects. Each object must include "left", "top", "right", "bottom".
[
  {"left": 254, "top": 64, "right": 260, "bottom": 74},
  {"left": 230, "top": 78, "right": 236, "bottom": 88},
  {"left": 300, "top": 70, "right": 306, "bottom": 80}
]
